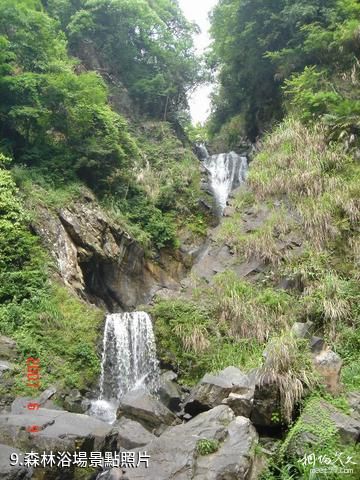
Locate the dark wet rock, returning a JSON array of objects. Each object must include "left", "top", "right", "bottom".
[
  {"left": 117, "top": 390, "right": 179, "bottom": 434},
  {"left": 347, "top": 391, "right": 360, "bottom": 420},
  {"left": 313, "top": 349, "right": 343, "bottom": 394},
  {"left": 105, "top": 405, "right": 259, "bottom": 480},
  {"left": 278, "top": 274, "right": 304, "bottom": 292},
  {"left": 310, "top": 336, "right": 325, "bottom": 354},
  {"left": 250, "top": 380, "right": 281, "bottom": 429},
  {"left": 0, "top": 408, "right": 112, "bottom": 452},
  {"left": 158, "top": 370, "right": 183, "bottom": 412},
  {"left": 0, "top": 444, "right": 33, "bottom": 479},
  {"left": 328, "top": 405, "right": 360, "bottom": 443},
  {"left": 111, "top": 417, "right": 156, "bottom": 449},
  {"left": 184, "top": 366, "right": 251, "bottom": 416},
  {"left": 223, "top": 390, "right": 254, "bottom": 418},
  {"left": 63, "top": 388, "right": 89, "bottom": 414}
]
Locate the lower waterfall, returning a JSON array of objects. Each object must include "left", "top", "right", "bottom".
[
  {"left": 203, "top": 151, "right": 248, "bottom": 214},
  {"left": 89, "top": 311, "right": 160, "bottom": 424}
]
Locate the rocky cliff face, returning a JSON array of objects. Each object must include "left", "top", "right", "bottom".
[{"left": 32, "top": 190, "right": 188, "bottom": 311}]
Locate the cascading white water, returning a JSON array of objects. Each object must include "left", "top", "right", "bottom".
[
  {"left": 203, "top": 150, "right": 248, "bottom": 214},
  {"left": 89, "top": 312, "right": 160, "bottom": 423}
]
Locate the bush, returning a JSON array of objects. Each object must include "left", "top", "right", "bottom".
[{"left": 196, "top": 439, "right": 220, "bottom": 456}]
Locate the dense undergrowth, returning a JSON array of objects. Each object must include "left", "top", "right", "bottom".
[
  {"left": 0, "top": 0, "right": 204, "bottom": 398},
  {"left": 0, "top": 2, "right": 359, "bottom": 478},
  {"left": 0, "top": 155, "right": 103, "bottom": 395}
]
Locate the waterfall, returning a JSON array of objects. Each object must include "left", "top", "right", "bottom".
[
  {"left": 89, "top": 312, "right": 160, "bottom": 423},
  {"left": 203, "top": 150, "right": 248, "bottom": 214},
  {"left": 196, "top": 143, "right": 210, "bottom": 160}
]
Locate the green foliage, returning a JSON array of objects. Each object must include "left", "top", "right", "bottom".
[
  {"left": 208, "top": 0, "right": 360, "bottom": 142},
  {"left": 103, "top": 121, "right": 204, "bottom": 250},
  {"left": 151, "top": 296, "right": 263, "bottom": 384},
  {"left": 196, "top": 439, "right": 220, "bottom": 456},
  {"left": 49, "top": 0, "right": 199, "bottom": 120},
  {"left": 272, "top": 397, "right": 360, "bottom": 480},
  {"left": 260, "top": 334, "right": 318, "bottom": 423},
  {"left": 0, "top": 161, "right": 47, "bottom": 304},
  {"left": 0, "top": 0, "right": 69, "bottom": 73},
  {"left": 3, "top": 284, "right": 103, "bottom": 393},
  {"left": 151, "top": 272, "right": 299, "bottom": 384},
  {"left": 0, "top": 164, "right": 103, "bottom": 393}
]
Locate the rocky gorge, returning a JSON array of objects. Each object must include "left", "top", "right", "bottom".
[
  {"left": 0, "top": 1, "right": 359, "bottom": 479},
  {"left": 1, "top": 146, "right": 359, "bottom": 480}
]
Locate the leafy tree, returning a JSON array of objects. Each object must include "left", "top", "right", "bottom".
[
  {"left": 44, "top": 0, "right": 200, "bottom": 120},
  {"left": 0, "top": 0, "right": 138, "bottom": 189},
  {"left": 208, "top": 0, "right": 360, "bottom": 140}
]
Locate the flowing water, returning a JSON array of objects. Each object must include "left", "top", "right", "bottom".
[
  {"left": 89, "top": 311, "right": 160, "bottom": 423},
  {"left": 202, "top": 147, "right": 248, "bottom": 214}
]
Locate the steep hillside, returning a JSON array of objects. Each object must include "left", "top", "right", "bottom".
[
  {"left": 0, "top": 1, "right": 359, "bottom": 480},
  {"left": 0, "top": 0, "right": 207, "bottom": 404}
]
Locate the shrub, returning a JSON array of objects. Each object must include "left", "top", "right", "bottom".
[{"left": 196, "top": 439, "right": 220, "bottom": 456}]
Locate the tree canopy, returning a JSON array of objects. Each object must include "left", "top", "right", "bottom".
[
  {"left": 209, "top": 0, "right": 360, "bottom": 141},
  {"left": 44, "top": 0, "right": 200, "bottom": 120}
]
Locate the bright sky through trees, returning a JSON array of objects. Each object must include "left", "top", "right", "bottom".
[{"left": 179, "top": 0, "right": 218, "bottom": 124}]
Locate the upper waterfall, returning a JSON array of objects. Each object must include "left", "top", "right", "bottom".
[
  {"left": 90, "top": 311, "right": 160, "bottom": 423},
  {"left": 203, "top": 150, "right": 248, "bottom": 214}
]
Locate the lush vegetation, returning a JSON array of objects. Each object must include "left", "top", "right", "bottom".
[
  {"left": 150, "top": 272, "right": 308, "bottom": 386},
  {"left": 0, "top": 0, "right": 203, "bottom": 397},
  {"left": 0, "top": 0, "right": 204, "bottom": 252},
  {"left": 208, "top": 0, "right": 360, "bottom": 142},
  {"left": 197, "top": 2, "right": 360, "bottom": 477},
  {"left": 262, "top": 396, "right": 360, "bottom": 479},
  {"left": 0, "top": 154, "right": 103, "bottom": 394},
  {"left": 45, "top": 0, "right": 199, "bottom": 121},
  {"left": 0, "top": 1, "right": 359, "bottom": 479}
]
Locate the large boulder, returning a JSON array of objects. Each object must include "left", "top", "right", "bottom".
[
  {"left": 158, "top": 370, "right": 183, "bottom": 412},
  {"left": 284, "top": 399, "right": 360, "bottom": 459},
  {"left": 0, "top": 444, "right": 33, "bottom": 480},
  {"left": 313, "top": 348, "right": 343, "bottom": 394},
  {"left": 183, "top": 366, "right": 252, "bottom": 416},
  {"left": 223, "top": 390, "right": 253, "bottom": 418},
  {"left": 348, "top": 391, "right": 360, "bottom": 421},
  {"left": 250, "top": 378, "right": 281, "bottom": 429},
  {"left": 33, "top": 195, "right": 185, "bottom": 310},
  {"left": 63, "top": 388, "right": 90, "bottom": 414},
  {"left": 110, "top": 417, "right": 156, "bottom": 450},
  {"left": 103, "top": 405, "right": 259, "bottom": 480},
  {"left": 117, "top": 390, "right": 179, "bottom": 434},
  {"left": 0, "top": 408, "right": 113, "bottom": 452}
]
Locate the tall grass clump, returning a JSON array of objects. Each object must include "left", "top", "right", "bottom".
[
  {"left": 259, "top": 334, "right": 318, "bottom": 423},
  {"left": 211, "top": 271, "right": 292, "bottom": 342}
]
